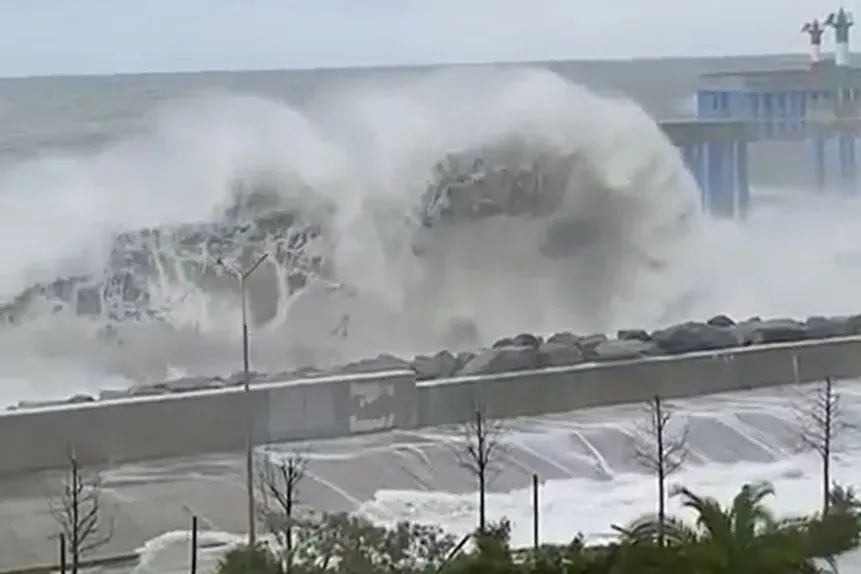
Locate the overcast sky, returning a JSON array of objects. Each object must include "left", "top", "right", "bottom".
[{"left": 0, "top": 0, "right": 858, "bottom": 77}]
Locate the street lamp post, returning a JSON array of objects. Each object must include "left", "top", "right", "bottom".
[{"left": 216, "top": 252, "right": 269, "bottom": 548}]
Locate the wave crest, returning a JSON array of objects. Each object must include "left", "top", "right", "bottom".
[{"left": 0, "top": 67, "right": 702, "bottom": 387}]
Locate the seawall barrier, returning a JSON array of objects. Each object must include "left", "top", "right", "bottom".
[
  {"left": 4, "top": 336, "right": 861, "bottom": 476},
  {"left": 0, "top": 370, "right": 417, "bottom": 476},
  {"left": 416, "top": 335, "right": 861, "bottom": 425}
]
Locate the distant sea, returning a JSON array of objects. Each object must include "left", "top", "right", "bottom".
[{"left": 0, "top": 52, "right": 821, "bottom": 167}]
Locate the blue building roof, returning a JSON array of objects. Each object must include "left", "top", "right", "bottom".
[{"left": 698, "top": 59, "right": 861, "bottom": 91}]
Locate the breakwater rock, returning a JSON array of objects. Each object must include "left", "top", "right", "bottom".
[
  {"left": 0, "top": 150, "right": 578, "bottom": 327},
  {"left": 11, "top": 313, "right": 861, "bottom": 411},
  {"left": 0, "top": 204, "right": 330, "bottom": 326}
]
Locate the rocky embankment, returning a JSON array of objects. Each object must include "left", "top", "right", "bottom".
[
  {"left": 10, "top": 313, "right": 861, "bottom": 411},
  {"left": 0, "top": 208, "right": 327, "bottom": 325},
  {"left": 1, "top": 151, "right": 571, "bottom": 327}
]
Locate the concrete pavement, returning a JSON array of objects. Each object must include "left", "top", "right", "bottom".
[
  {"left": 0, "top": 455, "right": 249, "bottom": 572},
  {"left": 0, "top": 380, "right": 829, "bottom": 572}
]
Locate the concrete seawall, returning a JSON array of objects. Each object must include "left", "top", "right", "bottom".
[
  {"left": 5, "top": 336, "right": 861, "bottom": 476},
  {"left": 416, "top": 335, "right": 861, "bottom": 425},
  {"left": 0, "top": 370, "right": 417, "bottom": 476}
]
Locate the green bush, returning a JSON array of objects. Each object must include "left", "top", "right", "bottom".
[
  {"left": 804, "top": 483, "right": 861, "bottom": 558},
  {"left": 216, "top": 482, "right": 861, "bottom": 574},
  {"left": 216, "top": 544, "right": 284, "bottom": 574}
]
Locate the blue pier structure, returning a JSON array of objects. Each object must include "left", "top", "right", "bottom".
[
  {"left": 657, "top": 9, "right": 861, "bottom": 219},
  {"left": 660, "top": 120, "right": 751, "bottom": 219}
]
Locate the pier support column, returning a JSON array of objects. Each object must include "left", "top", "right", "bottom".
[
  {"left": 808, "top": 136, "right": 827, "bottom": 191},
  {"left": 664, "top": 120, "right": 748, "bottom": 219},
  {"left": 733, "top": 139, "right": 750, "bottom": 220},
  {"left": 682, "top": 142, "right": 708, "bottom": 211},
  {"left": 838, "top": 132, "right": 857, "bottom": 193},
  {"left": 705, "top": 141, "right": 735, "bottom": 217}
]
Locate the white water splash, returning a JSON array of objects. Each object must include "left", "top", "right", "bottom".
[
  {"left": 4, "top": 67, "right": 861, "bottom": 572},
  {"left": 0, "top": 66, "right": 702, "bottom": 394}
]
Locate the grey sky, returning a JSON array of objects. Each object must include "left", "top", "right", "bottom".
[{"left": 0, "top": 0, "right": 856, "bottom": 77}]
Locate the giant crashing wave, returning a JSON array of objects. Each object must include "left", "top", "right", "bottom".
[
  {"left": 2, "top": 144, "right": 571, "bottom": 324},
  {"left": 0, "top": 132, "right": 702, "bottom": 378}
]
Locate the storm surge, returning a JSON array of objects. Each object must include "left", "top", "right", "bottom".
[{"left": 0, "top": 67, "right": 702, "bottom": 399}]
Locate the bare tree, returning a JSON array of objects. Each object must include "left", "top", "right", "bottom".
[
  {"left": 455, "top": 405, "right": 506, "bottom": 534},
  {"left": 630, "top": 394, "right": 690, "bottom": 546},
  {"left": 49, "top": 450, "right": 114, "bottom": 573},
  {"left": 794, "top": 376, "right": 855, "bottom": 513},
  {"left": 256, "top": 449, "right": 309, "bottom": 570}
]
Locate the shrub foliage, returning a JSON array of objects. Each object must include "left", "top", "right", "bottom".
[{"left": 217, "top": 482, "right": 861, "bottom": 574}]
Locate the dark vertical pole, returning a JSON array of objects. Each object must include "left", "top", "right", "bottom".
[
  {"left": 59, "top": 533, "right": 67, "bottom": 574},
  {"left": 218, "top": 254, "right": 267, "bottom": 549},
  {"left": 241, "top": 275, "right": 256, "bottom": 548},
  {"left": 823, "top": 378, "right": 833, "bottom": 514},
  {"left": 532, "top": 474, "right": 539, "bottom": 551},
  {"left": 286, "top": 472, "right": 294, "bottom": 574},
  {"left": 190, "top": 515, "right": 198, "bottom": 574},
  {"left": 476, "top": 409, "right": 486, "bottom": 534},
  {"left": 655, "top": 395, "right": 666, "bottom": 548},
  {"left": 71, "top": 458, "right": 80, "bottom": 574}
]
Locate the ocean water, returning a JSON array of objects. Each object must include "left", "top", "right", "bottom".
[{"left": 2, "top": 57, "right": 861, "bottom": 571}]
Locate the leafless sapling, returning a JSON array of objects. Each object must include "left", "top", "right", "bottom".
[
  {"left": 631, "top": 394, "right": 690, "bottom": 546},
  {"left": 455, "top": 405, "right": 507, "bottom": 534},
  {"left": 794, "top": 376, "right": 855, "bottom": 513},
  {"left": 49, "top": 450, "right": 114, "bottom": 574},
  {"left": 256, "top": 449, "right": 309, "bottom": 569}
]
